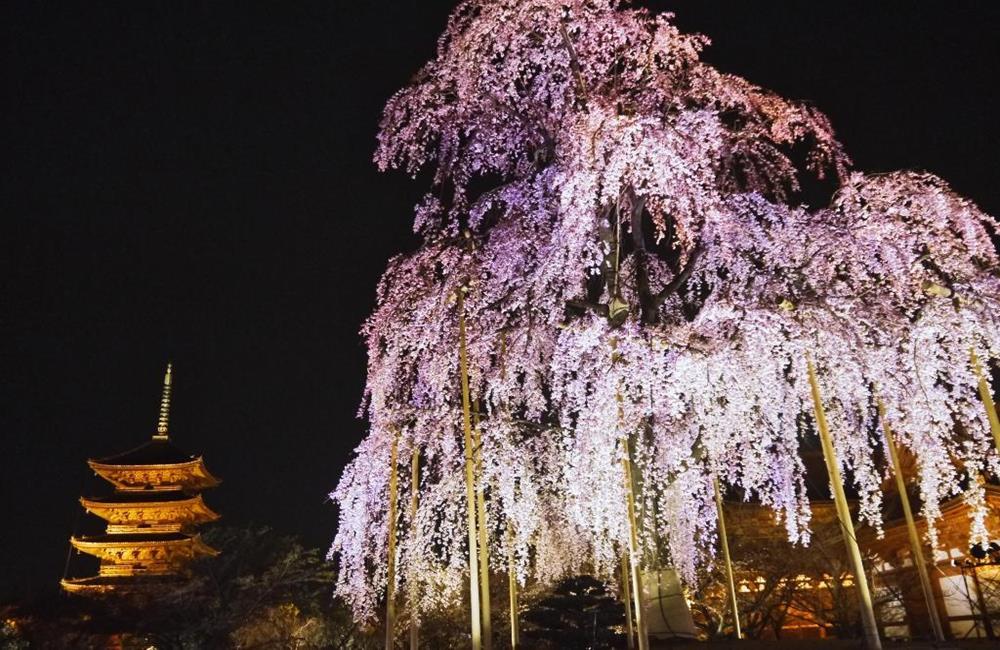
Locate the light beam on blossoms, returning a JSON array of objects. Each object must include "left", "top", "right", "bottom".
[{"left": 329, "top": 0, "right": 1000, "bottom": 630}]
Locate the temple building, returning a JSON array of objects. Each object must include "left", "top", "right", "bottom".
[
  {"left": 61, "top": 364, "right": 221, "bottom": 595},
  {"left": 719, "top": 442, "right": 1000, "bottom": 640},
  {"left": 863, "top": 482, "right": 1000, "bottom": 639}
]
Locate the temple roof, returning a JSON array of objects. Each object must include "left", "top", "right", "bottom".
[
  {"left": 70, "top": 532, "right": 219, "bottom": 560},
  {"left": 74, "top": 532, "right": 192, "bottom": 543},
  {"left": 80, "top": 492, "right": 219, "bottom": 527},
  {"left": 60, "top": 574, "right": 186, "bottom": 595},
  {"left": 83, "top": 489, "right": 193, "bottom": 503},
  {"left": 92, "top": 438, "right": 199, "bottom": 466},
  {"left": 88, "top": 440, "right": 220, "bottom": 491}
]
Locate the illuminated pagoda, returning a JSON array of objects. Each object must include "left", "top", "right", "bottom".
[{"left": 61, "top": 364, "right": 221, "bottom": 595}]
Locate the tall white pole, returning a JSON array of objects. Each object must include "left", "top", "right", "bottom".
[
  {"left": 497, "top": 330, "right": 518, "bottom": 650},
  {"left": 806, "top": 355, "right": 882, "bottom": 650},
  {"left": 713, "top": 476, "right": 742, "bottom": 639},
  {"left": 385, "top": 431, "right": 400, "bottom": 650},
  {"left": 876, "top": 399, "right": 945, "bottom": 641},
  {"left": 971, "top": 349, "right": 1000, "bottom": 454},
  {"left": 506, "top": 525, "right": 520, "bottom": 649},
  {"left": 409, "top": 447, "right": 421, "bottom": 650},
  {"left": 622, "top": 442, "right": 649, "bottom": 650},
  {"left": 621, "top": 553, "right": 635, "bottom": 649},
  {"left": 472, "top": 410, "right": 492, "bottom": 650},
  {"left": 458, "top": 288, "right": 483, "bottom": 650}
]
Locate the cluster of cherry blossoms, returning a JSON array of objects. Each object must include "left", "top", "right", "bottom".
[{"left": 330, "top": 0, "right": 1000, "bottom": 624}]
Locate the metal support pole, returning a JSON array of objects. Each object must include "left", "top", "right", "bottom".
[
  {"left": 473, "top": 410, "right": 492, "bottom": 650},
  {"left": 806, "top": 355, "right": 882, "bottom": 650},
  {"left": 409, "top": 447, "right": 420, "bottom": 650},
  {"left": 971, "top": 348, "right": 1000, "bottom": 454},
  {"left": 877, "top": 399, "right": 945, "bottom": 641},
  {"left": 385, "top": 431, "right": 400, "bottom": 650},
  {"left": 713, "top": 476, "right": 742, "bottom": 639},
  {"left": 612, "top": 337, "right": 647, "bottom": 650},
  {"left": 506, "top": 525, "right": 520, "bottom": 649},
  {"left": 457, "top": 288, "right": 483, "bottom": 650},
  {"left": 621, "top": 553, "right": 635, "bottom": 649},
  {"left": 622, "top": 442, "right": 650, "bottom": 650}
]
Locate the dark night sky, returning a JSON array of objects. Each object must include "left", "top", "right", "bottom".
[{"left": 3, "top": 2, "right": 999, "bottom": 599}]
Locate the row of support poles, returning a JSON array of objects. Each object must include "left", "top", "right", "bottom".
[
  {"left": 420, "top": 297, "right": 1000, "bottom": 650},
  {"left": 457, "top": 287, "right": 484, "bottom": 650},
  {"left": 385, "top": 431, "right": 400, "bottom": 650},
  {"left": 392, "top": 327, "right": 994, "bottom": 649},
  {"left": 383, "top": 283, "right": 998, "bottom": 649},
  {"left": 391, "top": 289, "right": 523, "bottom": 649},
  {"left": 390, "top": 339, "right": 994, "bottom": 648},
  {"left": 621, "top": 438, "right": 650, "bottom": 650},
  {"left": 392, "top": 338, "right": 995, "bottom": 649},
  {"left": 713, "top": 476, "right": 742, "bottom": 639},
  {"left": 806, "top": 355, "right": 883, "bottom": 650},
  {"left": 458, "top": 293, "right": 526, "bottom": 649},
  {"left": 409, "top": 447, "right": 421, "bottom": 650},
  {"left": 877, "top": 399, "right": 946, "bottom": 642}
]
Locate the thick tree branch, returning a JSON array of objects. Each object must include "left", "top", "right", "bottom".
[
  {"left": 559, "top": 20, "right": 589, "bottom": 110},
  {"left": 566, "top": 298, "right": 609, "bottom": 318},
  {"left": 625, "top": 190, "right": 658, "bottom": 324},
  {"left": 650, "top": 244, "right": 702, "bottom": 310}
]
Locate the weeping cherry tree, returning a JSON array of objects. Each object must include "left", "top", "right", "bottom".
[{"left": 329, "top": 0, "right": 1000, "bottom": 629}]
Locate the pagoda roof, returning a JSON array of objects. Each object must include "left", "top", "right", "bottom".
[
  {"left": 83, "top": 489, "right": 193, "bottom": 504},
  {"left": 88, "top": 441, "right": 220, "bottom": 491},
  {"left": 80, "top": 492, "right": 219, "bottom": 527},
  {"left": 93, "top": 438, "right": 200, "bottom": 466},
  {"left": 61, "top": 573, "right": 185, "bottom": 595},
  {"left": 74, "top": 532, "right": 192, "bottom": 543},
  {"left": 70, "top": 532, "right": 219, "bottom": 559}
]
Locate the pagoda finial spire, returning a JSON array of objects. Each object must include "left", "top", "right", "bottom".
[{"left": 154, "top": 363, "right": 173, "bottom": 440}]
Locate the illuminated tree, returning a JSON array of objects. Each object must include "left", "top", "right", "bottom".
[{"left": 330, "top": 0, "right": 1000, "bottom": 625}]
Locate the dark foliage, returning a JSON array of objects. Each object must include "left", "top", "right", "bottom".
[
  {"left": 5, "top": 526, "right": 376, "bottom": 649},
  {"left": 521, "top": 575, "right": 628, "bottom": 649}
]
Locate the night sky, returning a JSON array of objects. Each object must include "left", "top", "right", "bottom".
[{"left": 4, "top": 2, "right": 999, "bottom": 599}]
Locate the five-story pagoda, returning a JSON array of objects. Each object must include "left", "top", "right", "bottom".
[{"left": 61, "top": 364, "right": 221, "bottom": 595}]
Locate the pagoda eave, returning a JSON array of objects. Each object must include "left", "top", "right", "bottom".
[
  {"left": 79, "top": 493, "right": 220, "bottom": 527},
  {"left": 88, "top": 457, "right": 221, "bottom": 491},
  {"left": 60, "top": 577, "right": 117, "bottom": 595},
  {"left": 60, "top": 574, "right": 186, "bottom": 595},
  {"left": 70, "top": 534, "right": 219, "bottom": 562}
]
